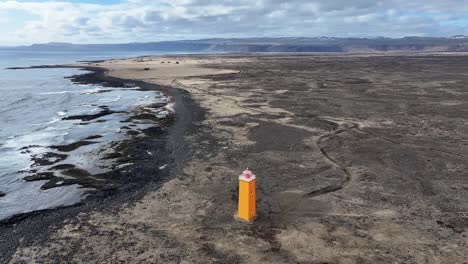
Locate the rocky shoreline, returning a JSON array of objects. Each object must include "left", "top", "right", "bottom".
[{"left": 0, "top": 64, "right": 204, "bottom": 262}]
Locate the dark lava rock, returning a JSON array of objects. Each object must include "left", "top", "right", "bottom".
[
  {"left": 40, "top": 179, "right": 66, "bottom": 190},
  {"left": 147, "top": 102, "right": 167, "bottom": 109},
  {"left": 31, "top": 153, "right": 68, "bottom": 166},
  {"left": 142, "top": 127, "right": 164, "bottom": 137},
  {"left": 62, "top": 168, "right": 91, "bottom": 178},
  {"left": 127, "top": 130, "right": 140, "bottom": 136},
  {"left": 128, "top": 113, "right": 158, "bottom": 122},
  {"left": 49, "top": 164, "right": 76, "bottom": 170},
  {"left": 103, "top": 152, "right": 123, "bottom": 160},
  {"left": 80, "top": 119, "right": 108, "bottom": 126},
  {"left": 84, "top": 135, "right": 103, "bottom": 140},
  {"left": 63, "top": 108, "right": 114, "bottom": 121},
  {"left": 19, "top": 145, "right": 42, "bottom": 150},
  {"left": 24, "top": 172, "right": 56, "bottom": 182},
  {"left": 50, "top": 140, "right": 97, "bottom": 152}
]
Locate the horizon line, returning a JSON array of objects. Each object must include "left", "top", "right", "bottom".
[{"left": 1, "top": 35, "right": 468, "bottom": 47}]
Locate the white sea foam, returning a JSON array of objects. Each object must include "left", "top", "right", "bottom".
[
  {"left": 81, "top": 87, "right": 103, "bottom": 94},
  {"left": 39, "top": 91, "right": 75, "bottom": 95},
  {"left": 156, "top": 110, "right": 170, "bottom": 119},
  {"left": 48, "top": 116, "right": 62, "bottom": 124},
  {"left": 164, "top": 102, "right": 175, "bottom": 112},
  {"left": 98, "top": 95, "right": 121, "bottom": 103},
  {"left": 3, "top": 130, "right": 68, "bottom": 150},
  {"left": 79, "top": 104, "right": 97, "bottom": 108}
]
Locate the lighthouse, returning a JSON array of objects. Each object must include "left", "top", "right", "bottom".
[{"left": 237, "top": 168, "right": 256, "bottom": 222}]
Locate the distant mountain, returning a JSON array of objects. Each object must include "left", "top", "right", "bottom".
[
  {"left": 450, "top": 35, "right": 468, "bottom": 39},
  {"left": 2, "top": 37, "right": 468, "bottom": 53}
]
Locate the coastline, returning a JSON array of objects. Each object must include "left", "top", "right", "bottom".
[{"left": 0, "top": 63, "right": 204, "bottom": 261}]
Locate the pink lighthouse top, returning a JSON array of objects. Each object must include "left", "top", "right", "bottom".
[
  {"left": 239, "top": 168, "right": 256, "bottom": 182},
  {"left": 243, "top": 168, "right": 252, "bottom": 178}
]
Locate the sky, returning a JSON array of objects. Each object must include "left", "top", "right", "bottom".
[{"left": 0, "top": 0, "right": 467, "bottom": 45}]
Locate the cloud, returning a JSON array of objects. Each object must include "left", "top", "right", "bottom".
[{"left": 0, "top": 0, "right": 467, "bottom": 45}]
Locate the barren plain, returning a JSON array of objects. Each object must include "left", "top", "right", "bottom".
[{"left": 3, "top": 54, "right": 468, "bottom": 263}]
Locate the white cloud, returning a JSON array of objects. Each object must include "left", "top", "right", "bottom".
[{"left": 0, "top": 0, "right": 466, "bottom": 45}]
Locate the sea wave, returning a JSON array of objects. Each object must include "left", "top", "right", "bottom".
[
  {"left": 98, "top": 95, "right": 121, "bottom": 103},
  {"left": 81, "top": 87, "right": 104, "bottom": 94},
  {"left": 39, "top": 91, "right": 75, "bottom": 95}
]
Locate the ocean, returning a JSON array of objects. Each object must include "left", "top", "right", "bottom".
[{"left": 0, "top": 50, "right": 168, "bottom": 221}]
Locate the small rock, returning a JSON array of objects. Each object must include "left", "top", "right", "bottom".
[
  {"left": 356, "top": 229, "right": 368, "bottom": 238},
  {"left": 0, "top": 191, "right": 6, "bottom": 198}
]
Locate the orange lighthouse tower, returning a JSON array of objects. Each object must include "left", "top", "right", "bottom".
[{"left": 237, "top": 168, "right": 256, "bottom": 222}]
